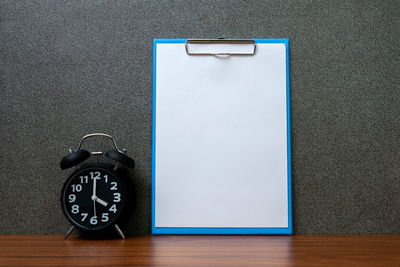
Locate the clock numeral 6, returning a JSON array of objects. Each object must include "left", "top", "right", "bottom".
[
  {"left": 71, "top": 205, "right": 79, "bottom": 214},
  {"left": 68, "top": 194, "right": 76, "bottom": 203},
  {"left": 90, "top": 216, "right": 98, "bottom": 225},
  {"left": 109, "top": 204, "right": 117, "bottom": 213},
  {"left": 71, "top": 184, "right": 82, "bottom": 192},
  {"left": 113, "top": 193, "right": 121, "bottom": 202},
  {"left": 101, "top": 213, "right": 109, "bottom": 222}
]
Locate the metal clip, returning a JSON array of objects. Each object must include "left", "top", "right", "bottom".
[{"left": 185, "top": 39, "right": 256, "bottom": 56}]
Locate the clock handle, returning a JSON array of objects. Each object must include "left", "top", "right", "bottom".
[{"left": 75, "top": 133, "right": 126, "bottom": 154}]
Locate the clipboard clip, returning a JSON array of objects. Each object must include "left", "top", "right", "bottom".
[{"left": 185, "top": 39, "right": 256, "bottom": 56}]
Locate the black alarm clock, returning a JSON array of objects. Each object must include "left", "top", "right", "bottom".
[{"left": 60, "top": 133, "right": 135, "bottom": 239}]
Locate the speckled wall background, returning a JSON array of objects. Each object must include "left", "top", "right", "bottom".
[{"left": 1, "top": 0, "right": 399, "bottom": 235}]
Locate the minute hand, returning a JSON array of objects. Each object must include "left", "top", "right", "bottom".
[{"left": 92, "top": 175, "right": 97, "bottom": 197}]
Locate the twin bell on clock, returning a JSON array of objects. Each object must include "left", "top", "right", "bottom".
[{"left": 59, "top": 133, "right": 135, "bottom": 239}]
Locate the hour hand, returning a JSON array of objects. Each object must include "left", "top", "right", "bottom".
[{"left": 95, "top": 196, "right": 108, "bottom": 207}]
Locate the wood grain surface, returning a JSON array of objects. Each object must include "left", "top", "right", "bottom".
[{"left": 0, "top": 235, "right": 399, "bottom": 266}]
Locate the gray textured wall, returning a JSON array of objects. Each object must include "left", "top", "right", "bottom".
[{"left": 0, "top": 0, "right": 399, "bottom": 235}]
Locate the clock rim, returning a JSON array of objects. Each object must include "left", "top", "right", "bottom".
[{"left": 61, "top": 163, "right": 131, "bottom": 232}]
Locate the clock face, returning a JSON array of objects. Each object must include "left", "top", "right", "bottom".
[{"left": 61, "top": 166, "right": 127, "bottom": 231}]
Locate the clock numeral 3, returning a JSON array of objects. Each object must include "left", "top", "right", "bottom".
[{"left": 113, "top": 193, "right": 121, "bottom": 202}]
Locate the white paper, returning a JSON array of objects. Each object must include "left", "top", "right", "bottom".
[{"left": 155, "top": 42, "right": 288, "bottom": 228}]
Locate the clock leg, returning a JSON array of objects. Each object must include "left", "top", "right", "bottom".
[
  {"left": 114, "top": 224, "right": 125, "bottom": 239},
  {"left": 64, "top": 225, "right": 75, "bottom": 240}
]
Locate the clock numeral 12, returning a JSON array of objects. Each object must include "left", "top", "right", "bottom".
[{"left": 90, "top": 171, "right": 101, "bottom": 180}]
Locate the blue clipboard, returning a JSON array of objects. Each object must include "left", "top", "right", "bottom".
[{"left": 152, "top": 39, "right": 292, "bottom": 234}]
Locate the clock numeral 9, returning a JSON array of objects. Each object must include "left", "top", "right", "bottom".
[
  {"left": 71, "top": 205, "right": 79, "bottom": 214},
  {"left": 68, "top": 194, "right": 76, "bottom": 203},
  {"left": 110, "top": 182, "right": 117, "bottom": 190},
  {"left": 90, "top": 216, "right": 98, "bottom": 225},
  {"left": 101, "top": 213, "right": 109, "bottom": 222},
  {"left": 113, "top": 193, "right": 121, "bottom": 202},
  {"left": 71, "top": 184, "right": 82, "bottom": 192}
]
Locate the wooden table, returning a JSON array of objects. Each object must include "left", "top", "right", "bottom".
[{"left": 0, "top": 235, "right": 399, "bottom": 266}]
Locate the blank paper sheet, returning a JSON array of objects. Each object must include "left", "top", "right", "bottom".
[{"left": 153, "top": 40, "right": 290, "bottom": 231}]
